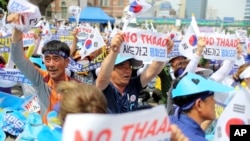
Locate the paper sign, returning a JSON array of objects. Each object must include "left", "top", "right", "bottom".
[
  {"left": 63, "top": 105, "right": 171, "bottom": 141},
  {"left": 22, "top": 31, "right": 35, "bottom": 47},
  {"left": 120, "top": 28, "right": 168, "bottom": 62},
  {"left": 7, "top": 0, "right": 41, "bottom": 32},
  {"left": 202, "top": 34, "right": 239, "bottom": 60},
  {"left": 68, "top": 6, "right": 81, "bottom": 26},
  {"left": 0, "top": 68, "right": 32, "bottom": 84},
  {"left": 167, "top": 41, "right": 181, "bottom": 60},
  {"left": 23, "top": 95, "right": 40, "bottom": 113}
]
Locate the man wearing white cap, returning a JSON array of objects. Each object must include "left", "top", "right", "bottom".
[{"left": 96, "top": 32, "right": 174, "bottom": 113}]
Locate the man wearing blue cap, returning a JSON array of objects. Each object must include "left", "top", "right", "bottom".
[
  {"left": 96, "top": 32, "right": 174, "bottom": 113},
  {"left": 170, "top": 72, "right": 234, "bottom": 141}
]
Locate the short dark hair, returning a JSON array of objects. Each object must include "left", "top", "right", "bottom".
[
  {"left": 42, "top": 40, "right": 70, "bottom": 58},
  {"left": 173, "top": 91, "right": 213, "bottom": 112}
]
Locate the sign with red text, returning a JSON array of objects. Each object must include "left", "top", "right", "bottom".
[
  {"left": 23, "top": 32, "right": 35, "bottom": 47},
  {"left": 202, "top": 34, "right": 239, "bottom": 60},
  {"left": 180, "top": 33, "right": 239, "bottom": 61},
  {"left": 63, "top": 105, "right": 171, "bottom": 141},
  {"left": 7, "top": 0, "right": 41, "bottom": 32},
  {"left": 120, "top": 28, "right": 169, "bottom": 62}
]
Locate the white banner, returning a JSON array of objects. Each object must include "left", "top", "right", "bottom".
[
  {"left": 120, "top": 28, "right": 168, "bottom": 62},
  {"left": 63, "top": 105, "right": 171, "bottom": 141}
]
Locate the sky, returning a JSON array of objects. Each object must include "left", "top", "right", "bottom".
[{"left": 167, "top": 0, "right": 246, "bottom": 20}]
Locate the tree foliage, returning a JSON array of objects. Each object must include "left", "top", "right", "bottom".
[{"left": 0, "top": 0, "right": 8, "bottom": 11}]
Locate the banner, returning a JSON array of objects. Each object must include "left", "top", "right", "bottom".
[
  {"left": 120, "top": 28, "right": 168, "bottom": 62},
  {"left": 63, "top": 105, "right": 171, "bottom": 141}
]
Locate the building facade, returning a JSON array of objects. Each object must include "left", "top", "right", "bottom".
[
  {"left": 185, "top": 0, "right": 207, "bottom": 19},
  {"left": 245, "top": 0, "right": 250, "bottom": 20},
  {"left": 45, "top": 0, "right": 128, "bottom": 20}
]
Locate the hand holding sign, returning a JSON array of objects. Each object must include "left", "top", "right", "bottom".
[
  {"left": 196, "top": 36, "right": 207, "bottom": 56},
  {"left": 7, "top": 0, "right": 41, "bottom": 32},
  {"left": 110, "top": 32, "right": 124, "bottom": 52}
]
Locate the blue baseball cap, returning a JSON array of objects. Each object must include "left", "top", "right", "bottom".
[
  {"left": 172, "top": 72, "right": 234, "bottom": 98},
  {"left": 115, "top": 54, "right": 142, "bottom": 67}
]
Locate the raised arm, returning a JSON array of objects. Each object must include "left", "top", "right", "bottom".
[
  {"left": 210, "top": 42, "right": 243, "bottom": 82},
  {"left": 182, "top": 36, "right": 206, "bottom": 75},
  {"left": 70, "top": 27, "right": 79, "bottom": 57},
  {"left": 10, "top": 14, "right": 43, "bottom": 86},
  {"left": 95, "top": 32, "right": 124, "bottom": 90},
  {"left": 140, "top": 38, "right": 174, "bottom": 88}
]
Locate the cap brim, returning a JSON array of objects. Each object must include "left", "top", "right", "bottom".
[
  {"left": 115, "top": 54, "right": 142, "bottom": 68},
  {"left": 172, "top": 72, "right": 234, "bottom": 98},
  {"left": 168, "top": 55, "right": 186, "bottom": 63},
  {"left": 195, "top": 67, "right": 213, "bottom": 78}
]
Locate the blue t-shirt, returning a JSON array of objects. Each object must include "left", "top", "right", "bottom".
[
  {"left": 103, "top": 76, "right": 142, "bottom": 113},
  {"left": 170, "top": 113, "right": 206, "bottom": 141}
]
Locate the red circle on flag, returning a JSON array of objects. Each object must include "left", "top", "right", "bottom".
[
  {"left": 85, "top": 39, "right": 92, "bottom": 49},
  {"left": 225, "top": 118, "right": 245, "bottom": 137},
  {"left": 188, "top": 35, "right": 197, "bottom": 46}
]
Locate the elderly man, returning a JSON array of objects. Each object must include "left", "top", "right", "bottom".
[{"left": 96, "top": 32, "right": 174, "bottom": 113}]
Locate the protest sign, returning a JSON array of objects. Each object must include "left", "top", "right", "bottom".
[
  {"left": 202, "top": 34, "right": 239, "bottom": 60},
  {"left": 7, "top": 0, "right": 41, "bottom": 32},
  {"left": 0, "top": 68, "right": 32, "bottom": 84},
  {"left": 23, "top": 31, "right": 35, "bottom": 47},
  {"left": 68, "top": 6, "right": 81, "bottom": 26},
  {"left": 120, "top": 28, "right": 168, "bottom": 62},
  {"left": 167, "top": 41, "right": 181, "bottom": 61},
  {"left": 63, "top": 105, "right": 171, "bottom": 141}
]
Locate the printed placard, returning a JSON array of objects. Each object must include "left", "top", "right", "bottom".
[
  {"left": 23, "top": 32, "right": 35, "bottom": 47},
  {"left": 63, "top": 105, "right": 171, "bottom": 141},
  {"left": 120, "top": 28, "right": 168, "bottom": 62}
]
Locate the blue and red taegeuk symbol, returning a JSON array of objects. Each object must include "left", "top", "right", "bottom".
[
  {"left": 84, "top": 39, "right": 92, "bottom": 49},
  {"left": 225, "top": 118, "right": 245, "bottom": 137},
  {"left": 129, "top": 1, "right": 143, "bottom": 13},
  {"left": 170, "top": 33, "right": 175, "bottom": 40},
  {"left": 188, "top": 35, "right": 197, "bottom": 46}
]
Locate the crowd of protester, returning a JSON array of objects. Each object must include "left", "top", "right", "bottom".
[{"left": 1, "top": 4, "right": 250, "bottom": 141}]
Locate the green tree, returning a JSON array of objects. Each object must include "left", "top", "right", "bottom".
[{"left": 0, "top": 0, "right": 8, "bottom": 11}]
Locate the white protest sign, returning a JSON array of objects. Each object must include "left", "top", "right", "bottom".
[
  {"left": 79, "top": 26, "right": 105, "bottom": 59},
  {"left": 68, "top": 6, "right": 81, "bottom": 26},
  {"left": 202, "top": 34, "right": 239, "bottom": 60},
  {"left": 235, "top": 29, "right": 247, "bottom": 43},
  {"left": 7, "top": 0, "right": 41, "bottom": 32},
  {"left": 167, "top": 41, "right": 181, "bottom": 60},
  {"left": 23, "top": 95, "right": 40, "bottom": 113},
  {"left": 120, "top": 28, "right": 168, "bottom": 62},
  {"left": 63, "top": 105, "right": 171, "bottom": 141},
  {"left": 22, "top": 31, "right": 35, "bottom": 46}
]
